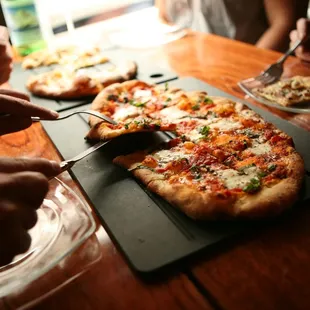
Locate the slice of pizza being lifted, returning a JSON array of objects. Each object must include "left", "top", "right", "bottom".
[{"left": 86, "top": 80, "right": 186, "bottom": 140}]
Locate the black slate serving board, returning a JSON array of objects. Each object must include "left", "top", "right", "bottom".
[
  {"left": 9, "top": 48, "right": 177, "bottom": 112},
  {"left": 42, "top": 77, "right": 310, "bottom": 273}
]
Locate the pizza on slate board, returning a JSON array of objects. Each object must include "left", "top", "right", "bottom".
[
  {"left": 86, "top": 80, "right": 305, "bottom": 220},
  {"left": 21, "top": 46, "right": 137, "bottom": 99}
]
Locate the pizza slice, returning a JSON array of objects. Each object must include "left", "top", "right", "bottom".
[
  {"left": 252, "top": 76, "right": 310, "bottom": 107},
  {"left": 26, "top": 60, "right": 137, "bottom": 99},
  {"left": 22, "top": 46, "right": 109, "bottom": 70},
  {"left": 86, "top": 80, "right": 185, "bottom": 140}
]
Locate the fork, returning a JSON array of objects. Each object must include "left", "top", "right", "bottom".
[
  {"left": 252, "top": 38, "right": 306, "bottom": 85},
  {"left": 31, "top": 110, "right": 117, "bottom": 125}
]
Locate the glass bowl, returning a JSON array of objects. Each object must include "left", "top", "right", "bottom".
[{"left": 0, "top": 177, "right": 96, "bottom": 299}]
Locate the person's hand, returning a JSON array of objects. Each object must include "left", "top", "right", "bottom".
[
  {"left": 0, "top": 89, "right": 59, "bottom": 135},
  {"left": 0, "top": 157, "right": 61, "bottom": 266},
  {"left": 290, "top": 18, "right": 310, "bottom": 62},
  {"left": 0, "top": 26, "right": 13, "bottom": 85}
]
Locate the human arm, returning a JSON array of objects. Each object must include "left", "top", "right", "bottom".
[
  {"left": 0, "top": 87, "right": 61, "bottom": 265},
  {"left": 0, "top": 157, "right": 61, "bottom": 266},
  {"left": 0, "top": 26, "right": 12, "bottom": 85},
  {"left": 289, "top": 18, "right": 310, "bottom": 62},
  {"left": 0, "top": 89, "right": 58, "bottom": 135},
  {"left": 255, "top": 0, "right": 295, "bottom": 51}
]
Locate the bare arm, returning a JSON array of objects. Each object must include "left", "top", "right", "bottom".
[
  {"left": 290, "top": 18, "right": 310, "bottom": 62},
  {"left": 155, "top": 0, "right": 169, "bottom": 23},
  {"left": 256, "top": 0, "right": 295, "bottom": 51}
]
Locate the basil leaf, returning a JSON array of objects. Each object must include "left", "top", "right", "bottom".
[
  {"left": 204, "top": 97, "right": 213, "bottom": 104},
  {"left": 199, "top": 126, "right": 210, "bottom": 136},
  {"left": 268, "top": 164, "right": 277, "bottom": 172}
]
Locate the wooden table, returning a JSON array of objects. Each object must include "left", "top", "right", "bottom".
[{"left": 1, "top": 32, "right": 310, "bottom": 310}]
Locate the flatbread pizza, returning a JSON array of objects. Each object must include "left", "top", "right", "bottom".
[
  {"left": 22, "top": 46, "right": 109, "bottom": 70},
  {"left": 85, "top": 80, "right": 304, "bottom": 220},
  {"left": 253, "top": 76, "right": 310, "bottom": 107},
  {"left": 26, "top": 61, "right": 137, "bottom": 99}
]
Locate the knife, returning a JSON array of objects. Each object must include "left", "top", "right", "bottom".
[{"left": 53, "top": 140, "right": 110, "bottom": 178}]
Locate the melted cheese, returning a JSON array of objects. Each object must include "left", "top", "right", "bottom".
[
  {"left": 217, "top": 166, "right": 258, "bottom": 190},
  {"left": 134, "top": 89, "right": 152, "bottom": 98},
  {"left": 247, "top": 141, "right": 271, "bottom": 155},
  {"left": 240, "top": 109, "right": 257, "bottom": 119},
  {"left": 159, "top": 106, "right": 189, "bottom": 121},
  {"left": 154, "top": 150, "right": 190, "bottom": 163},
  {"left": 113, "top": 106, "right": 139, "bottom": 121},
  {"left": 186, "top": 129, "right": 203, "bottom": 141},
  {"left": 209, "top": 119, "right": 241, "bottom": 131}
]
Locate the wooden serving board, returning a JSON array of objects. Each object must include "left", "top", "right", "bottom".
[{"left": 42, "top": 77, "right": 310, "bottom": 273}]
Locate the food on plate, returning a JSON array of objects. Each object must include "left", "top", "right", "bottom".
[
  {"left": 26, "top": 61, "right": 137, "bottom": 99},
  {"left": 87, "top": 80, "right": 305, "bottom": 220},
  {"left": 22, "top": 46, "right": 109, "bottom": 70},
  {"left": 253, "top": 76, "right": 310, "bottom": 107}
]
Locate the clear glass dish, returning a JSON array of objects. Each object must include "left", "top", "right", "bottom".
[
  {"left": 238, "top": 78, "right": 310, "bottom": 114},
  {"left": 0, "top": 177, "right": 96, "bottom": 299}
]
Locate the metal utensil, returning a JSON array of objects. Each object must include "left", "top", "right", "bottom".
[
  {"left": 243, "top": 38, "right": 306, "bottom": 86},
  {"left": 31, "top": 110, "right": 117, "bottom": 125},
  {"left": 52, "top": 140, "right": 110, "bottom": 179}
]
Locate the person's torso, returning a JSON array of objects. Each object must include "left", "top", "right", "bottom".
[{"left": 191, "top": 0, "right": 268, "bottom": 44}]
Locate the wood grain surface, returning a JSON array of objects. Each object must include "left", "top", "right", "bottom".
[{"left": 1, "top": 31, "right": 310, "bottom": 309}]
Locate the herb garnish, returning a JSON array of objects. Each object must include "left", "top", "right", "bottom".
[
  {"left": 199, "top": 126, "right": 210, "bottom": 136},
  {"left": 243, "top": 129, "right": 259, "bottom": 139},
  {"left": 243, "top": 177, "right": 261, "bottom": 193},
  {"left": 204, "top": 97, "right": 213, "bottom": 104},
  {"left": 166, "top": 97, "right": 172, "bottom": 102},
  {"left": 192, "top": 104, "right": 200, "bottom": 111},
  {"left": 133, "top": 165, "right": 155, "bottom": 172},
  {"left": 238, "top": 163, "right": 256, "bottom": 174},
  {"left": 129, "top": 99, "right": 147, "bottom": 108},
  {"left": 258, "top": 171, "right": 267, "bottom": 178},
  {"left": 165, "top": 82, "right": 169, "bottom": 91},
  {"left": 190, "top": 166, "right": 201, "bottom": 179},
  {"left": 268, "top": 164, "right": 277, "bottom": 172}
]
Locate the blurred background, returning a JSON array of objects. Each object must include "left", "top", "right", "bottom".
[{"left": 0, "top": 0, "right": 154, "bottom": 31}]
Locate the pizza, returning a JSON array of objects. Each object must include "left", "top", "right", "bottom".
[
  {"left": 22, "top": 46, "right": 109, "bottom": 70},
  {"left": 26, "top": 61, "right": 137, "bottom": 99},
  {"left": 253, "top": 76, "right": 310, "bottom": 107},
  {"left": 87, "top": 80, "right": 304, "bottom": 220},
  {"left": 86, "top": 80, "right": 185, "bottom": 140}
]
